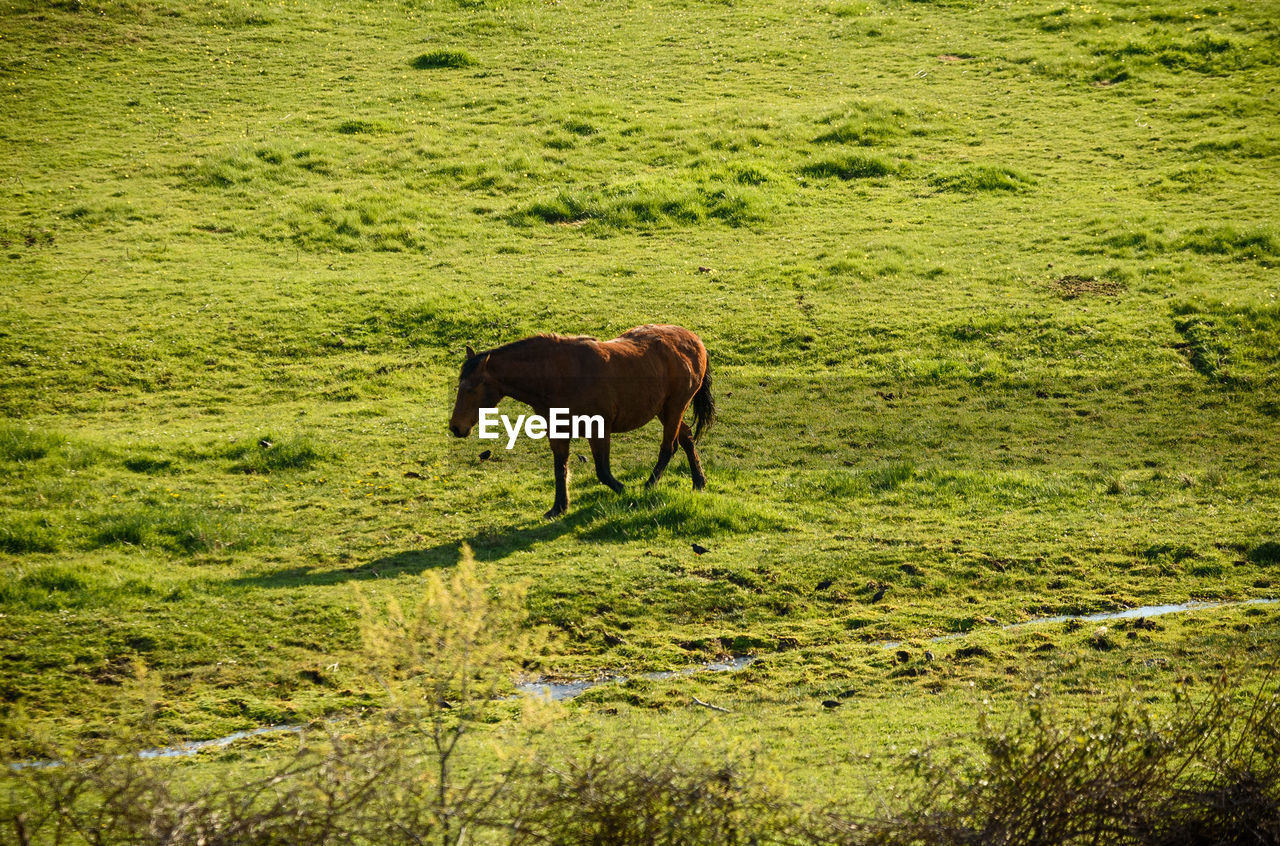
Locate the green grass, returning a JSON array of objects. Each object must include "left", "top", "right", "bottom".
[
  {"left": 409, "top": 49, "right": 477, "bottom": 70},
  {"left": 929, "top": 163, "right": 1034, "bottom": 193},
  {"left": 2, "top": 0, "right": 1279, "bottom": 818}
]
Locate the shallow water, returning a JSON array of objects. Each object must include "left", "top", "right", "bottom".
[
  {"left": 880, "top": 597, "right": 1278, "bottom": 648},
  {"left": 136, "top": 724, "right": 305, "bottom": 760},
  {"left": 12, "top": 724, "right": 305, "bottom": 769},
  {"left": 13, "top": 657, "right": 756, "bottom": 768},
  {"left": 515, "top": 655, "right": 756, "bottom": 702}
]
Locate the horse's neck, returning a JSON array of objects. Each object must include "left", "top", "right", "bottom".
[{"left": 490, "top": 344, "right": 554, "bottom": 410}]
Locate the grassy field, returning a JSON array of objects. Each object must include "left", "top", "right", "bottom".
[{"left": 2, "top": 0, "right": 1279, "bottom": 803}]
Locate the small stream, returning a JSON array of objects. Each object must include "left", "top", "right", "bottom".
[
  {"left": 13, "top": 598, "right": 1273, "bottom": 767},
  {"left": 514, "top": 655, "right": 756, "bottom": 702},
  {"left": 881, "top": 597, "right": 1278, "bottom": 649}
]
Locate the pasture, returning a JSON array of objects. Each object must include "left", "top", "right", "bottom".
[{"left": 2, "top": 0, "right": 1279, "bottom": 833}]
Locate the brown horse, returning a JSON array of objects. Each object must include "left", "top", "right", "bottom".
[{"left": 449, "top": 324, "right": 715, "bottom": 518}]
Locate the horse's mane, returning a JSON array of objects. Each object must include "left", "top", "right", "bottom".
[{"left": 460, "top": 333, "right": 597, "bottom": 380}]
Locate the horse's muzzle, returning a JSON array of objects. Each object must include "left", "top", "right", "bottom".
[{"left": 449, "top": 424, "right": 469, "bottom": 438}]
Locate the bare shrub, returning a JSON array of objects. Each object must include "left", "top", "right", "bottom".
[
  {"left": 806, "top": 671, "right": 1280, "bottom": 846},
  {"left": 505, "top": 742, "right": 790, "bottom": 846}
]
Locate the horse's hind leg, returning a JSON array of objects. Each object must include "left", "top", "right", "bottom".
[
  {"left": 644, "top": 407, "right": 683, "bottom": 489},
  {"left": 545, "top": 438, "right": 571, "bottom": 519},
  {"left": 677, "top": 421, "right": 706, "bottom": 490},
  {"left": 589, "top": 435, "right": 624, "bottom": 493}
]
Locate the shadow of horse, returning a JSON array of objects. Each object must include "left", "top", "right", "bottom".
[{"left": 224, "top": 489, "right": 645, "bottom": 590}]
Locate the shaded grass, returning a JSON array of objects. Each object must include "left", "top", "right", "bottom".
[
  {"left": 1171, "top": 301, "right": 1280, "bottom": 387},
  {"left": 800, "top": 153, "right": 901, "bottom": 181}
]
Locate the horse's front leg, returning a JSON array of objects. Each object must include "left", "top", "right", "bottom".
[
  {"left": 545, "top": 437, "right": 571, "bottom": 518},
  {"left": 589, "top": 435, "right": 624, "bottom": 493}
]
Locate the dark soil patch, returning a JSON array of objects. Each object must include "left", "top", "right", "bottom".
[{"left": 1048, "top": 275, "right": 1126, "bottom": 299}]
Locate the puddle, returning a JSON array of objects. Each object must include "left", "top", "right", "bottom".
[
  {"left": 881, "top": 598, "right": 1278, "bottom": 649},
  {"left": 515, "top": 655, "right": 756, "bottom": 702}
]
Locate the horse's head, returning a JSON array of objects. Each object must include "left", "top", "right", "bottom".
[{"left": 449, "top": 345, "right": 501, "bottom": 437}]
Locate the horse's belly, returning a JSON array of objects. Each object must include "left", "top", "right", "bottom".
[{"left": 611, "top": 411, "right": 656, "bottom": 434}]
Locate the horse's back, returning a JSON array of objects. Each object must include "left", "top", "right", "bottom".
[{"left": 612, "top": 324, "right": 706, "bottom": 373}]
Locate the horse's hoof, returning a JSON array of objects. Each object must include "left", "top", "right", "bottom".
[{"left": 544, "top": 506, "right": 566, "bottom": 519}]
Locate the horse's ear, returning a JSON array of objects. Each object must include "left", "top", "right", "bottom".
[{"left": 465, "top": 344, "right": 476, "bottom": 360}]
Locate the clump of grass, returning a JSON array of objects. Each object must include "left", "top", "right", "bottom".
[
  {"left": 1090, "top": 62, "right": 1131, "bottom": 86},
  {"left": 1097, "top": 32, "right": 1253, "bottom": 75},
  {"left": 1172, "top": 312, "right": 1232, "bottom": 382},
  {"left": 0, "top": 512, "right": 59, "bottom": 553},
  {"left": 0, "top": 423, "right": 98, "bottom": 470},
  {"left": 815, "top": 462, "right": 917, "bottom": 496},
  {"left": 1102, "top": 226, "right": 1277, "bottom": 263},
  {"left": 1142, "top": 543, "right": 1196, "bottom": 564},
  {"left": 0, "top": 423, "right": 65, "bottom": 463},
  {"left": 514, "top": 173, "right": 767, "bottom": 229},
  {"left": 371, "top": 295, "right": 528, "bottom": 353},
  {"left": 335, "top": 119, "right": 393, "bottom": 135},
  {"left": 177, "top": 144, "right": 319, "bottom": 189},
  {"left": 91, "top": 503, "right": 263, "bottom": 554},
  {"left": 221, "top": 433, "right": 326, "bottom": 473},
  {"left": 1174, "top": 226, "right": 1278, "bottom": 262},
  {"left": 929, "top": 164, "right": 1033, "bottom": 193},
  {"left": 799, "top": 153, "right": 900, "bottom": 180},
  {"left": 283, "top": 193, "right": 422, "bottom": 252},
  {"left": 0, "top": 564, "right": 85, "bottom": 608},
  {"left": 727, "top": 161, "right": 776, "bottom": 185},
  {"left": 812, "top": 99, "right": 913, "bottom": 145},
  {"left": 562, "top": 118, "right": 597, "bottom": 137},
  {"left": 1101, "top": 229, "right": 1163, "bottom": 254},
  {"left": 410, "top": 49, "right": 476, "bottom": 69}
]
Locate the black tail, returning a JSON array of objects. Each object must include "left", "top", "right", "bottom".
[{"left": 692, "top": 364, "right": 716, "bottom": 441}]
